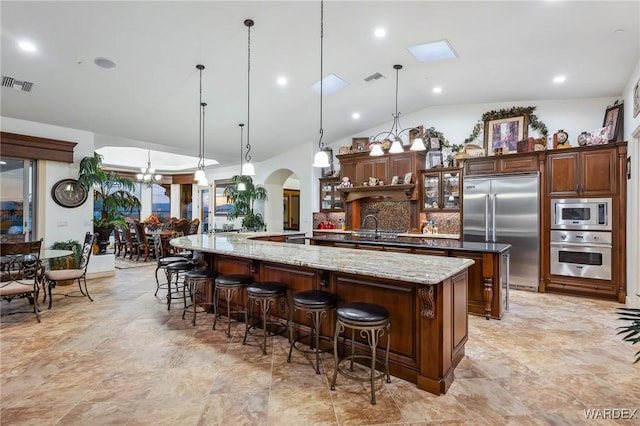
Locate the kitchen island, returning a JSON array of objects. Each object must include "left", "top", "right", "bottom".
[
  {"left": 309, "top": 233, "right": 511, "bottom": 320},
  {"left": 171, "top": 232, "right": 474, "bottom": 395}
]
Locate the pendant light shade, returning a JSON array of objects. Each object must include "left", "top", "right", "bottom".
[
  {"left": 410, "top": 136, "right": 427, "bottom": 151},
  {"left": 241, "top": 18, "right": 256, "bottom": 176},
  {"left": 312, "top": 150, "right": 330, "bottom": 168},
  {"left": 194, "top": 169, "right": 206, "bottom": 182},
  {"left": 389, "top": 139, "right": 404, "bottom": 153},
  {"left": 312, "top": 0, "right": 328, "bottom": 168},
  {"left": 370, "top": 143, "right": 385, "bottom": 156}
]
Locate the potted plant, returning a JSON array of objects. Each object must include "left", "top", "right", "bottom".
[
  {"left": 223, "top": 175, "right": 268, "bottom": 231},
  {"left": 618, "top": 295, "right": 640, "bottom": 364},
  {"left": 49, "top": 239, "right": 83, "bottom": 270},
  {"left": 78, "top": 153, "right": 141, "bottom": 253}
]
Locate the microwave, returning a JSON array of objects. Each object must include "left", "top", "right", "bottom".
[{"left": 551, "top": 198, "right": 611, "bottom": 230}]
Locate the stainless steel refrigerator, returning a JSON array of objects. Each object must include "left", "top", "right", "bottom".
[{"left": 463, "top": 173, "right": 540, "bottom": 290}]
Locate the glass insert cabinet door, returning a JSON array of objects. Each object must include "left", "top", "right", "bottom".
[
  {"left": 319, "top": 177, "right": 343, "bottom": 211},
  {"left": 443, "top": 171, "right": 460, "bottom": 209},
  {"left": 423, "top": 173, "right": 441, "bottom": 209}
]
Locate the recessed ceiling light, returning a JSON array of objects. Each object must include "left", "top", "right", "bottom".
[
  {"left": 352, "top": 112, "right": 360, "bottom": 119},
  {"left": 311, "top": 74, "right": 349, "bottom": 95},
  {"left": 433, "top": 86, "right": 443, "bottom": 94},
  {"left": 18, "top": 41, "right": 36, "bottom": 52},
  {"left": 408, "top": 39, "right": 457, "bottom": 63},
  {"left": 94, "top": 57, "right": 116, "bottom": 69},
  {"left": 374, "top": 28, "right": 386, "bottom": 38},
  {"left": 277, "top": 76, "right": 287, "bottom": 86},
  {"left": 553, "top": 75, "right": 566, "bottom": 84}
]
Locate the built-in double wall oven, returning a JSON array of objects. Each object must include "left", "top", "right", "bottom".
[{"left": 550, "top": 198, "right": 612, "bottom": 281}]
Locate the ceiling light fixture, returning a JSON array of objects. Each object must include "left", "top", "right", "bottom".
[
  {"left": 369, "top": 64, "right": 425, "bottom": 156},
  {"left": 433, "top": 86, "right": 443, "bottom": 94},
  {"left": 198, "top": 101, "right": 209, "bottom": 186},
  {"left": 136, "top": 150, "right": 162, "bottom": 187},
  {"left": 18, "top": 41, "right": 36, "bottom": 52},
  {"left": 238, "top": 123, "right": 247, "bottom": 191},
  {"left": 194, "top": 64, "right": 208, "bottom": 184},
  {"left": 553, "top": 75, "right": 566, "bottom": 84},
  {"left": 241, "top": 19, "right": 256, "bottom": 176},
  {"left": 374, "top": 28, "right": 386, "bottom": 38},
  {"left": 312, "top": 0, "right": 330, "bottom": 169}
]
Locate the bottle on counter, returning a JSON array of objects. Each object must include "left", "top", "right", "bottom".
[{"left": 433, "top": 223, "right": 439, "bottom": 234}]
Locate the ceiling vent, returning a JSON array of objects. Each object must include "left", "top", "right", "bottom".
[
  {"left": 364, "top": 72, "right": 385, "bottom": 82},
  {"left": 2, "top": 76, "right": 34, "bottom": 92}
]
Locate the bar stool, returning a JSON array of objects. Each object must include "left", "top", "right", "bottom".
[
  {"left": 330, "top": 302, "right": 391, "bottom": 405},
  {"left": 243, "top": 281, "right": 290, "bottom": 355},
  {"left": 287, "top": 290, "right": 337, "bottom": 374},
  {"left": 182, "top": 268, "right": 217, "bottom": 326},
  {"left": 164, "top": 260, "right": 195, "bottom": 311},
  {"left": 213, "top": 274, "right": 252, "bottom": 337}
]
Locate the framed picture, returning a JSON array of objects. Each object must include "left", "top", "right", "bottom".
[
  {"left": 602, "top": 102, "right": 624, "bottom": 142},
  {"left": 352, "top": 137, "right": 369, "bottom": 152},
  {"left": 634, "top": 79, "right": 640, "bottom": 119},
  {"left": 403, "top": 172, "right": 413, "bottom": 185},
  {"left": 484, "top": 115, "right": 527, "bottom": 155},
  {"left": 428, "top": 137, "right": 441, "bottom": 151},
  {"left": 391, "top": 175, "right": 399, "bottom": 185},
  {"left": 321, "top": 148, "right": 334, "bottom": 177},
  {"left": 427, "top": 151, "right": 443, "bottom": 168}
]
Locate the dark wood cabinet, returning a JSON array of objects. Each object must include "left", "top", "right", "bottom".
[
  {"left": 319, "top": 177, "right": 343, "bottom": 211},
  {"left": 464, "top": 151, "right": 543, "bottom": 176},
  {"left": 547, "top": 147, "right": 617, "bottom": 196}
]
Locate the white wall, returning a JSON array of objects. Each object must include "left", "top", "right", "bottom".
[{"left": 622, "top": 59, "right": 640, "bottom": 307}]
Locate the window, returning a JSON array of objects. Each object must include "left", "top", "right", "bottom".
[
  {"left": 152, "top": 184, "right": 170, "bottom": 222},
  {"left": 214, "top": 179, "right": 233, "bottom": 216},
  {"left": 0, "top": 158, "right": 36, "bottom": 242}
]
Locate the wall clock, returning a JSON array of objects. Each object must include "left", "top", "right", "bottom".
[{"left": 51, "top": 179, "right": 88, "bottom": 208}]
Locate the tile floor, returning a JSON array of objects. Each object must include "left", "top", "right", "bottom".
[{"left": 1, "top": 265, "right": 639, "bottom": 425}]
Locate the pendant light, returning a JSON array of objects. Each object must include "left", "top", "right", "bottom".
[
  {"left": 194, "top": 64, "right": 207, "bottom": 183},
  {"left": 369, "top": 64, "right": 426, "bottom": 155},
  {"left": 312, "top": 0, "right": 330, "bottom": 168},
  {"left": 241, "top": 19, "right": 256, "bottom": 176},
  {"left": 237, "top": 123, "right": 247, "bottom": 191},
  {"left": 198, "top": 101, "right": 209, "bottom": 186}
]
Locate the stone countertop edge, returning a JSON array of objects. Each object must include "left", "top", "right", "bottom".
[{"left": 171, "top": 232, "right": 474, "bottom": 286}]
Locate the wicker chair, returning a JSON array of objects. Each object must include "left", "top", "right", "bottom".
[{"left": 0, "top": 239, "right": 43, "bottom": 322}]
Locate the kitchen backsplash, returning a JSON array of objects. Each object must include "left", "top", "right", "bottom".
[{"left": 360, "top": 200, "right": 411, "bottom": 231}]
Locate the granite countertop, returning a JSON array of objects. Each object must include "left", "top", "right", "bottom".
[
  {"left": 171, "top": 232, "right": 474, "bottom": 285},
  {"left": 309, "top": 234, "right": 511, "bottom": 254}
]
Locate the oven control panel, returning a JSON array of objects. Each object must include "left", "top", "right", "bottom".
[{"left": 550, "top": 230, "right": 611, "bottom": 245}]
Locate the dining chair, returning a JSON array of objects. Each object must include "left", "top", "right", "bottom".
[
  {"left": 188, "top": 218, "right": 200, "bottom": 235},
  {"left": 113, "top": 227, "right": 125, "bottom": 257},
  {"left": 0, "top": 239, "right": 43, "bottom": 322},
  {"left": 43, "top": 232, "right": 96, "bottom": 309},
  {"left": 121, "top": 224, "right": 138, "bottom": 260},
  {"left": 174, "top": 218, "right": 191, "bottom": 235},
  {"left": 133, "top": 220, "right": 153, "bottom": 261}
]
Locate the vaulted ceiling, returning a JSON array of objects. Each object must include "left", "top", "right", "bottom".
[{"left": 2, "top": 1, "right": 638, "bottom": 172}]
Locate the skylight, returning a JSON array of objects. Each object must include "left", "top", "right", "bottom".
[
  {"left": 407, "top": 39, "right": 457, "bottom": 63},
  {"left": 311, "top": 74, "right": 349, "bottom": 95}
]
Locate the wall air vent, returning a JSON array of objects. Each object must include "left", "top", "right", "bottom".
[
  {"left": 2, "top": 76, "right": 34, "bottom": 92},
  {"left": 364, "top": 72, "right": 384, "bottom": 82}
]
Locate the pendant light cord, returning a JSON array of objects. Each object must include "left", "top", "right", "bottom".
[
  {"left": 245, "top": 19, "right": 253, "bottom": 164},
  {"left": 318, "top": 0, "right": 324, "bottom": 150},
  {"left": 239, "top": 123, "right": 244, "bottom": 173},
  {"left": 196, "top": 64, "right": 205, "bottom": 169},
  {"left": 201, "top": 102, "right": 207, "bottom": 166}
]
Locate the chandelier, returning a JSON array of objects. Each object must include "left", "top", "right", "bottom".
[
  {"left": 312, "top": 0, "right": 330, "bottom": 168},
  {"left": 241, "top": 19, "right": 256, "bottom": 176},
  {"left": 369, "top": 64, "right": 426, "bottom": 156},
  {"left": 137, "top": 150, "right": 162, "bottom": 187}
]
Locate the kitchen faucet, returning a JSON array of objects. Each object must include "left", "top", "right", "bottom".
[{"left": 361, "top": 214, "right": 379, "bottom": 240}]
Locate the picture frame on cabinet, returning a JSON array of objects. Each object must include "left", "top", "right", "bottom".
[
  {"left": 428, "top": 137, "right": 441, "bottom": 151},
  {"left": 427, "top": 151, "right": 443, "bottom": 169},
  {"left": 321, "top": 148, "right": 334, "bottom": 177},
  {"left": 391, "top": 175, "right": 399, "bottom": 185},
  {"left": 484, "top": 115, "right": 527, "bottom": 155},
  {"left": 403, "top": 172, "right": 413, "bottom": 185},
  {"left": 602, "top": 102, "right": 624, "bottom": 142}
]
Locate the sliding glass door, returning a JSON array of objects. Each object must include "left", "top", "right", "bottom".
[{"left": 0, "top": 158, "right": 36, "bottom": 242}]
